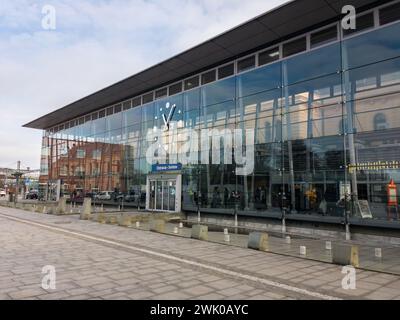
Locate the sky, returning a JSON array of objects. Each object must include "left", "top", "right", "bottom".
[{"left": 0, "top": 0, "right": 287, "bottom": 170}]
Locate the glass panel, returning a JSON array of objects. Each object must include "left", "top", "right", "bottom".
[
  {"left": 141, "top": 102, "right": 155, "bottom": 123},
  {"left": 184, "top": 88, "right": 200, "bottom": 111},
  {"left": 236, "top": 62, "right": 281, "bottom": 98},
  {"left": 283, "top": 43, "right": 341, "bottom": 85},
  {"left": 106, "top": 112, "right": 122, "bottom": 132},
  {"left": 123, "top": 106, "right": 142, "bottom": 127},
  {"left": 201, "top": 77, "right": 236, "bottom": 107},
  {"left": 342, "top": 22, "right": 400, "bottom": 69},
  {"left": 348, "top": 130, "right": 400, "bottom": 221},
  {"left": 344, "top": 57, "right": 400, "bottom": 101},
  {"left": 169, "top": 180, "right": 176, "bottom": 211},
  {"left": 156, "top": 180, "right": 163, "bottom": 210}
]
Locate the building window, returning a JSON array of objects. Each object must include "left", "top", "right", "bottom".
[
  {"left": 343, "top": 13, "right": 374, "bottom": 37},
  {"left": 123, "top": 100, "right": 132, "bottom": 111},
  {"left": 310, "top": 25, "right": 338, "bottom": 48},
  {"left": 380, "top": 2, "right": 400, "bottom": 26},
  {"left": 201, "top": 70, "right": 216, "bottom": 85},
  {"left": 106, "top": 107, "right": 114, "bottom": 116},
  {"left": 92, "top": 149, "right": 101, "bottom": 160},
  {"left": 169, "top": 82, "right": 183, "bottom": 96},
  {"left": 132, "top": 96, "right": 142, "bottom": 107},
  {"left": 258, "top": 47, "right": 280, "bottom": 66},
  {"left": 155, "top": 88, "right": 168, "bottom": 99},
  {"left": 218, "top": 64, "right": 234, "bottom": 79},
  {"left": 283, "top": 37, "right": 307, "bottom": 57},
  {"left": 184, "top": 76, "right": 199, "bottom": 90},
  {"left": 374, "top": 113, "right": 388, "bottom": 130},
  {"left": 114, "top": 104, "right": 122, "bottom": 113},
  {"left": 237, "top": 56, "right": 256, "bottom": 73},
  {"left": 76, "top": 149, "right": 86, "bottom": 159},
  {"left": 60, "top": 165, "right": 68, "bottom": 176},
  {"left": 143, "top": 92, "right": 154, "bottom": 104}
]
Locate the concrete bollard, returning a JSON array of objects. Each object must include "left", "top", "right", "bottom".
[
  {"left": 224, "top": 234, "right": 230, "bottom": 242},
  {"left": 80, "top": 198, "right": 92, "bottom": 220},
  {"left": 136, "top": 221, "right": 141, "bottom": 229},
  {"left": 300, "top": 246, "right": 307, "bottom": 256},
  {"left": 332, "top": 243, "right": 359, "bottom": 268},
  {"left": 107, "top": 216, "right": 118, "bottom": 225},
  {"left": 150, "top": 219, "right": 165, "bottom": 233},
  {"left": 375, "top": 248, "right": 382, "bottom": 259},
  {"left": 57, "top": 197, "right": 67, "bottom": 215},
  {"left": 326, "top": 241, "right": 332, "bottom": 251},
  {"left": 248, "top": 232, "right": 269, "bottom": 251},
  {"left": 174, "top": 226, "right": 179, "bottom": 234},
  {"left": 191, "top": 225, "right": 208, "bottom": 241},
  {"left": 95, "top": 212, "right": 106, "bottom": 224},
  {"left": 285, "top": 236, "right": 291, "bottom": 244},
  {"left": 179, "top": 222, "right": 184, "bottom": 229},
  {"left": 43, "top": 206, "right": 47, "bottom": 214},
  {"left": 224, "top": 228, "right": 229, "bottom": 235},
  {"left": 118, "top": 214, "right": 132, "bottom": 227}
]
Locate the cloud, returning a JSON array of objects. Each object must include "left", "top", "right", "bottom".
[{"left": 0, "top": 0, "right": 287, "bottom": 169}]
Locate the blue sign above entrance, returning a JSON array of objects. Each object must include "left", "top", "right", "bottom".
[{"left": 152, "top": 163, "right": 182, "bottom": 172}]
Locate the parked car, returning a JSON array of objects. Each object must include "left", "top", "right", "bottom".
[
  {"left": 124, "top": 191, "right": 138, "bottom": 202},
  {"left": 0, "top": 190, "right": 6, "bottom": 198},
  {"left": 94, "top": 191, "right": 113, "bottom": 201},
  {"left": 112, "top": 192, "right": 125, "bottom": 202}
]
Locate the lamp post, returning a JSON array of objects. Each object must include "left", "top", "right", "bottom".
[
  {"left": 12, "top": 161, "right": 23, "bottom": 205},
  {"left": 345, "top": 192, "right": 351, "bottom": 241}
]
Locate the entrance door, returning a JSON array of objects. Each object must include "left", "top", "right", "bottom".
[{"left": 146, "top": 175, "right": 181, "bottom": 213}]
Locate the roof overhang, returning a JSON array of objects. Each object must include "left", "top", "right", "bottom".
[{"left": 24, "top": 0, "right": 387, "bottom": 130}]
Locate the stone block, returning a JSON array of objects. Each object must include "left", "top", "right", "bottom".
[
  {"left": 80, "top": 198, "right": 92, "bottom": 220},
  {"left": 332, "top": 243, "right": 359, "bottom": 267},
  {"left": 150, "top": 219, "right": 165, "bottom": 233},
  {"left": 248, "top": 232, "right": 269, "bottom": 251},
  {"left": 118, "top": 214, "right": 132, "bottom": 227},
  {"left": 56, "top": 197, "right": 67, "bottom": 215},
  {"left": 191, "top": 225, "right": 208, "bottom": 241},
  {"left": 107, "top": 215, "right": 118, "bottom": 225},
  {"left": 95, "top": 212, "right": 106, "bottom": 224}
]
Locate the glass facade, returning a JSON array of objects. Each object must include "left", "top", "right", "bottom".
[{"left": 40, "top": 19, "right": 400, "bottom": 227}]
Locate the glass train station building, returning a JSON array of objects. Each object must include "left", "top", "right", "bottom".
[{"left": 25, "top": 0, "right": 400, "bottom": 232}]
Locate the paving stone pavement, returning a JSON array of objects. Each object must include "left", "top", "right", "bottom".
[{"left": 0, "top": 206, "right": 399, "bottom": 300}]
